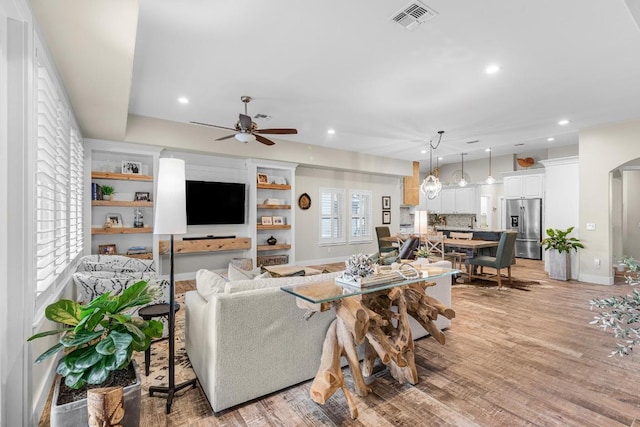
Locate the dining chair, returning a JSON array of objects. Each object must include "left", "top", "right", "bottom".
[
  {"left": 375, "top": 226, "right": 397, "bottom": 255},
  {"left": 446, "top": 231, "right": 474, "bottom": 271},
  {"left": 424, "top": 233, "right": 445, "bottom": 259},
  {"left": 398, "top": 236, "right": 420, "bottom": 259},
  {"left": 468, "top": 232, "right": 517, "bottom": 288}
]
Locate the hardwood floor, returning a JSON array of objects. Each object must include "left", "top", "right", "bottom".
[{"left": 140, "top": 260, "right": 640, "bottom": 426}]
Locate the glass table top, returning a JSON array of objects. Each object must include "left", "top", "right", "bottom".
[{"left": 280, "top": 266, "right": 459, "bottom": 305}]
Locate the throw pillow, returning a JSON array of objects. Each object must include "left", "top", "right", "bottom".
[
  {"left": 195, "top": 269, "right": 227, "bottom": 302},
  {"left": 254, "top": 271, "right": 272, "bottom": 279},
  {"left": 260, "top": 267, "right": 306, "bottom": 277},
  {"left": 379, "top": 250, "right": 400, "bottom": 265},
  {"left": 228, "top": 263, "right": 263, "bottom": 281}
]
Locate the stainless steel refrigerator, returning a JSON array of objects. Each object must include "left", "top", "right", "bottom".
[{"left": 505, "top": 198, "right": 542, "bottom": 259}]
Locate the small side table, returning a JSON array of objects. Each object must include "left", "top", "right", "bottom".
[{"left": 138, "top": 303, "right": 180, "bottom": 376}]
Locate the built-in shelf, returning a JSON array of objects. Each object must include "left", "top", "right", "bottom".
[
  {"left": 92, "top": 200, "right": 153, "bottom": 207},
  {"left": 257, "top": 224, "right": 292, "bottom": 231},
  {"left": 158, "top": 237, "right": 252, "bottom": 255},
  {"left": 92, "top": 227, "right": 153, "bottom": 235},
  {"left": 91, "top": 171, "right": 153, "bottom": 181},
  {"left": 120, "top": 253, "right": 153, "bottom": 260},
  {"left": 257, "top": 204, "right": 291, "bottom": 210},
  {"left": 256, "top": 183, "right": 291, "bottom": 190},
  {"left": 257, "top": 244, "right": 291, "bottom": 251}
]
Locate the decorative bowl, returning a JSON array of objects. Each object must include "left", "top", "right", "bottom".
[{"left": 516, "top": 157, "right": 535, "bottom": 168}]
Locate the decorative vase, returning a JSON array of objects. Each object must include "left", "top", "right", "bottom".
[
  {"left": 267, "top": 236, "right": 277, "bottom": 246},
  {"left": 102, "top": 194, "right": 112, "bottom": 201}
]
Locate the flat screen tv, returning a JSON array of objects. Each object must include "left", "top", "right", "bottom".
[{"left": 185, "top": 180, "right": 246, "bottom": 225}]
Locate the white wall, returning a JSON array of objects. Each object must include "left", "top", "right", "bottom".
[
  {"left": 295, "top": 166, "right": 402, "bottom": 264},
  {"left": 622, "top": 170, "right": 640, "bottom": 258}
]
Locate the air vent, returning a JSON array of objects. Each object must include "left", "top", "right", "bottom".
[
  {"left": 514, "top": 143, "right": 525, "bottom": 147},
  {"left": 466, "top": 140, "right": 480, "bottom": 145},
  {"left": 391, "top": 1, "right": 439, "bottom": 31},
  {"left": 254, "top": 114, "right": 271, "bottom": 120}
]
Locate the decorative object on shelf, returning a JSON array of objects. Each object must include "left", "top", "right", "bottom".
[
  {"left": 541, "top": 226, "right": 584, "bottom": 280},
  {"left": 105, "top": 213, "right": 123, "bottom": 228},
  {"left": 152, "top": 157, "right": 197, "bottom": 413},
  {"left": 101, "top": 185, "right": 114, "bottom": 201},
  {"left": 257, "top": 173, "right": 269, "bottom": 184},
  {"left": 516, "top": 157, "right": 535, "bottom": 168},
  {"left": 485, "top": 148, "right": 496, "bottom": 184},
  {"left": 271, "top": 176, "right": 287, "bottom": 185},
  {"left": 267, "top": 236, "right": 277, "bottom": 245},
  {"left": 257, "top": 254, "right": 289, "bottom": 266},
  {"left": 382, "top": 211, "right": 391, "bottom": 225},
  {"left": 458, "top": 153, "right": 468, "bottom": 187},
  {"left": 126, "top": 246, "right": 148, "bottom": 255},
  {"left": 272, "top": 216, "right": 284, "bottom": 225},
  {"left": 98, "top": 243, "right": 117, "bottom": 255},
  {"left": 260, "top": 216, "right": 273, "bottom": 225},
  {"left": 122, "top": 160, "right": 142, "bottom": 175},
  {"left": 264, "top": 198, "right": 284, "bottom": 205},
  {"left": 230, "top": 258, "right": 253, "bottom": 271},
  {"left": 344, "top": 253, "right": 375, "bottom": 278},
  {"left": 92, "top": 183, "right": 103, "bottom": 200},
  {"left": 133, "top": 208, "right": 144, "bottom": 228},
  {"left": 298, "top": 193, "right": 311, "bottom": 210},
  {"left": 420, "top": 130, "right": 444, "bottom": 199},
  {"left": 135, "top": 191, "right": 151, "bottom": 201},
  {"left": 382, "top": 196, "right": 391, "bottom": 210}
]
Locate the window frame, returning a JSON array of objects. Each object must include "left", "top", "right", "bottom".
[
  {"left": 348, "top": 189, "right": 373, "bottom": 243},
  {"left": 318, "top": 187, "right": 346, "bottom": 245}
]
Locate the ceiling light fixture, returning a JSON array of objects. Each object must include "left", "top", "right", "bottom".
[
  {"left": 485, "top": 64, "right": 501, "bottom": 74},
  {"left": 558, "top": 119, "right": 570, "bottom": 125},
  {"left": 327, "top": 129, "right": 336, "bottom": 135},
  {"left": 458, "top": 153, "right": 467, "bottom": 187},
  {"left": 420, "top": 130, "right": 445, "bottom": 200},
  {"left": 178, "top": 97, "right": 189, "bottom": 104},
  {"left": 235, "top": 133, "right": 256, "bottom": 143},
  {"left": 547, "top": 137, "right": 555, "bottom": 142},
  {"left": 485, "top": 148, "right": 495, "bottom": 184}
]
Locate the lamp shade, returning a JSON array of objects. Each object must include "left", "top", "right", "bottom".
[
  {"left": 414, "top": 210, "right": 429, "bottom": 235},
  {"left": 154, "top": 158, "right": 187, "bottom": 235},
  {"left": 235, "top": 133, "right": 256, "bottom": 143}
]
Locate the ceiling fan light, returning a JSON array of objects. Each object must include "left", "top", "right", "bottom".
[{"left": 235, "top": 133, "right": 256, "bottom": 143}]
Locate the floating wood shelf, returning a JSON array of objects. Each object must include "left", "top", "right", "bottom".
[
  {"left": 256, "top": 183, "right": 291, "bottom": 190},
  {"left": 257, "top": 244, "right": 292, "bottom": 251},
  {"left": 92, "top": 200, "right": 153, "bottom": 207},
  {"left": 91, "top": 172, "right": 153, "bottom": 181},
  {"left": 257, "top": 224, "right": 292, "bottom": 230},
  {"left": 257, "top": 204, "right": 291, "bottom": 210},
  {"left": 92, "top": 227, "right": 153, "bottom": 235},
  {"left": 159, "top": 237, "right": 251, "bottom": 255},
  {"left": 120, "top": 253, "right": 153, "bottom": 260}
]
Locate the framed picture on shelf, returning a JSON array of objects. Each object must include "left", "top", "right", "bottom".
[
  {"left": 382, "top": 196, "right": 391, "bottom": 210},
  {"left": 121, "top": 161, "right": 142, "bottom": 175},
  {"left": 135, "top": 191, "right": 150, "bottom": 201},
  {"left": 98, "top": 244, "right": 117, "bottom": 255},
  {"left": 382, "top": 211, "right": 391, "bottom": 225},
  {"left": 272, "top": 216, "right": 284, "bottom": 225},
  {"left": 257, "top": 173, "right": 269, "bottom": 184},
  {"left": 105, "top": 213, "right": 123, "bottom": 228},
  {"left": 261, "top": 216, "right": 273, "bottom": 225}
]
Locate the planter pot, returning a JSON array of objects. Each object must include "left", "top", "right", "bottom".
[
  {"left": 548, "top": 249, "right": 571, "bottom": 280},
  {"left": 50, "top": 361, "right": 141, "bottom": 427},
  {"left": 102, "top": 194, "right": 112, "bottom": 201}
]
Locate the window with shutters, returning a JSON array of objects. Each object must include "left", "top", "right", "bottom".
[
  {"left": 319, "top": 188, "right": 345, "bottom": 245},
  {"left": 36, "top": 62, "right": 84, "bottom": 295},
  {"left": 349, "top": 190, "right": 372, "bottom": 242}
]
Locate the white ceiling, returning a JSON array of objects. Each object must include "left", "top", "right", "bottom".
[{"left": 32, "top": 0, "right": 640, "bottom": 167}]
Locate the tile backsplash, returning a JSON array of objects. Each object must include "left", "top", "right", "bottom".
[{"left": 430, "top": 213, "right": 476, "bottom": 229}]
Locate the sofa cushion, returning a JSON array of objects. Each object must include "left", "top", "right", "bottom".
[
  {"left": 195, "top": 269, "right": 227, "bottom": 302},
  {"left": 224, "top": 271, "right": 341, "bottom": 294},
  {"left": 228, "top": 263, "right": 264, "bottom": 281}
]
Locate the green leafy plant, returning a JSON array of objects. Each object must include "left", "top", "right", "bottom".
[
  {"left": 541, "top": 227, "right": 584, "bottom": 254},
  {"left": 101, "top": 185, "right": 114, "bottom": 196},
  {"left": 590, "top": 257, "right": 640, "bottom": 356},
  {"left": 28, "top": 280, "right": 163, "bottom": 389},
  {"left": 415, "top": 247, "right": 431, "bottom": 258}
]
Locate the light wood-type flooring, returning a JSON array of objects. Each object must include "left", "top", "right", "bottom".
[{"left": 48, "top": 259, "right": 640, "bottom": 426}]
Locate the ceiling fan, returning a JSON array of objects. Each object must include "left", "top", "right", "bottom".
[{"left": 190, "top": 96, "right": 297, "bottom": 146}]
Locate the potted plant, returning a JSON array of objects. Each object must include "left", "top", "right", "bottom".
[
  {"left": 415, "top": 247, "right": 431, "bottom": 259},
  {"left": 541, "top": 226, "right": 584, "bottom": 280},
  {"left": 101, "top": 185, "right": 115, "bottom": 201},
  {"left": 28, "top": 280, "right": 163, "bottom": 427},
  {"left": 590, "top": 257, "right": 640, "bottom": 356}
]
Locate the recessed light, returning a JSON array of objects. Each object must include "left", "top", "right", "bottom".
[
  {"left": 485, "top": 148, "right": 491, "bottom": 152},
  {"left": 547, "top": 137, "right": 555, "bottom": 142},
  {"left": 327, "top": 129, "right": 335, "bottom": 135},
  {"left": 438, "top": 157, "right": 443, "bottom": 161},
  {"left": 178, "top": 97, "right": 189, "bottom": 104},
  {"left": 485, "top": 64, "right": 501, "bottom": 74},
  {"left": 421, "top": 149, "right": 427, "bottom": 154},
  {"left": 558, "top": 119, "right": 570, "bottom": 126}
]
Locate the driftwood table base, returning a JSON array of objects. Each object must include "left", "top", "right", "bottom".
[{"left": 308, "top": 280, "right": 455, "bottom": 419}]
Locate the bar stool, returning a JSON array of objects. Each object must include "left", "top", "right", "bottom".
[{"left": 138, "top": 302, "right": 180, "bottom": 376}]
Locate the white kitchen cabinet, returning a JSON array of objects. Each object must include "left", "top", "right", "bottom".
[
  {"left": 504, "top": 173, "right": 544, "bottom": 199},
  {"left": 440, "top": 189, "right": 456, "bottom": 213},
  {"left": 424, "top": 190, "right": 442, "bottom": 213},
  {"left": 438, "top": 187, "right": 475, "bottom": 214}
]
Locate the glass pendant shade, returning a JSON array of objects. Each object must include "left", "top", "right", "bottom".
[
  {"left": 485, "top": 148, "right": 495, "bottom": 184},
  {"left": 420, "top": 174, "right": 442, "bottom": 199}
]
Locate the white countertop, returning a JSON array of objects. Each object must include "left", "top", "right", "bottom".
[{"left": 436, "top": 226, "right": 508, "bottom": 233}]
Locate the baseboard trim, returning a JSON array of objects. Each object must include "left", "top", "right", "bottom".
[{"left": 578, "top": 273, "right": 614, "bottom": 285}]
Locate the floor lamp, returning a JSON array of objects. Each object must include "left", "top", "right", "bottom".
[
  {"left": 414, "top": 210, "right": 429, "bottom": 249},
  {"left": 150, "top": 158, "right": 196, "bottom": 413}
]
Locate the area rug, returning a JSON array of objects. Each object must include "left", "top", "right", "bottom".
[{"left": 132, "top": 292, "right": 196, "bottom": 395}]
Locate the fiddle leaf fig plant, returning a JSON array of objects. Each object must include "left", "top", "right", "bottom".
[
  {"left": 541, "top": 226, "right": 584, "bottom": 254},
  {"left": 28, "top": 280, "right": 163, "bottom": 389},
  {"left": 590, "top": 257, "right": 640, "bottom": 356}
]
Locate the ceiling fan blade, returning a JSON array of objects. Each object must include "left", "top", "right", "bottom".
[
  {"left": 255, "top": 134, "right": 275, "bottom": 146},
  {"left": 239, "top": 114, "right": 252, "bottom": 131},
  {"left": 215, "top": 134, "right": 237, "bottom": 141},
  {"left": 255, "top": 128, "right": 298, "bottom": 135},
  {"left": 190, "top": 121, "right": 236, "bottom": 132}
]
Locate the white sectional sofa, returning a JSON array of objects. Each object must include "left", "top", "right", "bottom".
[{"left": 184, "top": 260, "right": 453, "bottom": 413}]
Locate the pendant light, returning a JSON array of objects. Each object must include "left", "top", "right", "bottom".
[
  {"left": 458, "top": 153, "right": 467, "bottom": 187},
  {"left": 486, "top": 148, "right": 495, "bottom": 184},
  {"left": 420, "top": 131, "right": 444, "bottom": 199}
]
